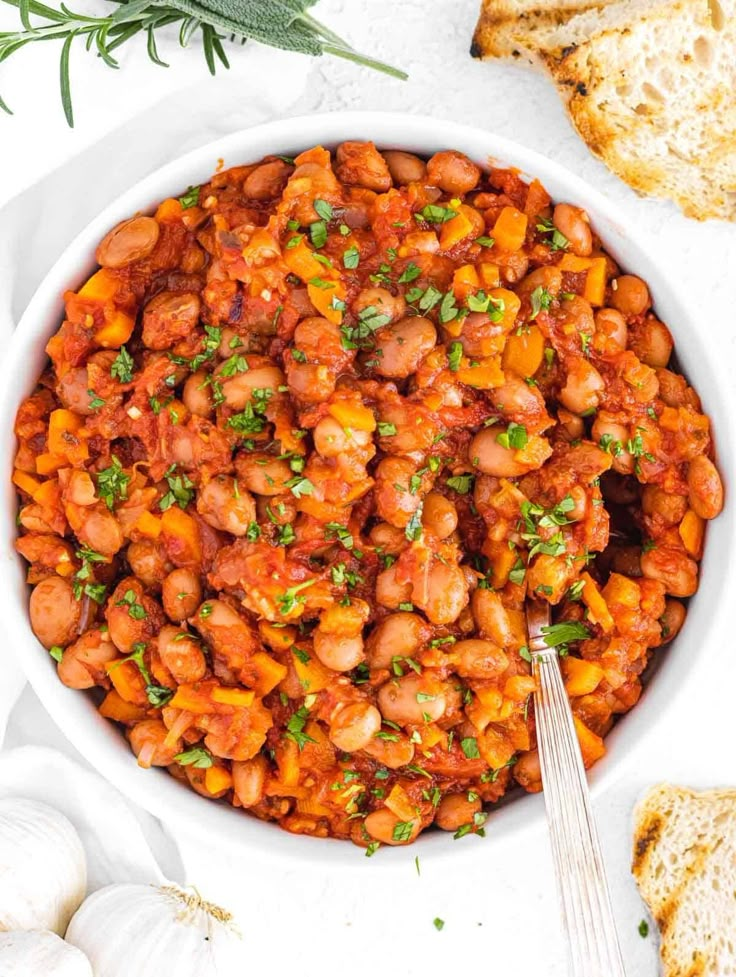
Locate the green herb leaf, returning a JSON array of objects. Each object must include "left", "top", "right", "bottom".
[
  {"left": 398, "top": 262, "right": 421, "bottom": 284},
  {"left": 447, "top": 341, "right": 463, "bottom": 372},
  {"left": 110, "top": 346, "right": 135, "bottom": 383},
  {"left": 175, "top": 747, "right": 213, "bottom": 769},
  {"left": 179, "top": 185, "right": 200, "bottom": 209},
  {"left": 313, "top": 199, "right": 333, "bottom": 221},
  {"left": 342, "top": 246, "right": 359, "bottom": 269},
  {"left": 96, "top": 455, "right": 130, "bottom": 510},
  {"left": 460, "top": 737, "right": 480, "bottom": 759}
]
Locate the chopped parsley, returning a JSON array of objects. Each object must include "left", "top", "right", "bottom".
[
  {"left": 460, "top": 737, "right": 480, "bottom": 759},
  {"left": 433, "top": 918, "right": 445, "bottom": 931},
  {"left": 447, "top": 341, "right": 463, "bottom": 372},
  {"left": 529, "top": 286, "right": 553, "bottom": 320},
  {"left": 398, "top": 262, "right": 421, "bottom": 284},
  {"left": 405, "top": 505, "right": 424, "bottom": 542},
  {"left": 159, "top": 464, "right": 194, "bottom": 511},
  {"left": 392, "top": 820, "right": 415, "bottom": 842},
  {"left": 341, "top": 305, "right": 391, "bottom": 350},
  {"left": 96, "top": 456, "right": 130, "bottom": 510},
  {"left": 49, "top": 645, "right": 64, "bottom": 663},
  {"left": 277, "top": 578, "right": 317, "bottom": 615},
  {"left": 178, "top": 186, "right": 200, "bottom": 209},
  {"left": 540, "top": 621, "right": 590, "bottom": 654},
  {"left": 175, "top": 746, "right": 213, "bottom": 768},
  {"left": 110, "top": 345, "right": 135, "bottom": 383},
  {"left": 536, "top": 216, "right": 569, "bottom": 251},
  {"left": 495, "top": 422, "right": 528, "bottom": 451},
  {"left": 446, "top": 474, "right": 473, "bottom": 494},
  {"left": 285, "top": 476, "right": 314, "bottom": 499},
  {"left": 416, "top": 203, "right": 458, "bottom": 224},
  {"left": 285, "top": 706, "right": 317, "bottom": 751},
  {"left": 116, "top": 589, "right": 146, "bottom": 620},
  {"left": 343, "top": 247, "right": 360, "bottom": 269}
]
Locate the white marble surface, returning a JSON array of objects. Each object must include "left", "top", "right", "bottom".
[{"left": 2, "top": 1, "right": 736, "bottom": 974}]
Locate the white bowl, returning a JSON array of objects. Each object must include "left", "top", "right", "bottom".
[{"left": 1, "top": 112, "right": 732, "bottom": 868}]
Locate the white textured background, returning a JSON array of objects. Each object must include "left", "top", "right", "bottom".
[{"left": 2, "top": 1, "right": 736, "bottom": 974}]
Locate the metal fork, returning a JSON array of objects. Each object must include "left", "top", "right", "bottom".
[{"left": 526, "top": 599, "right": 626, "bottom": 977}]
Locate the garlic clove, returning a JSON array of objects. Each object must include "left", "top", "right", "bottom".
[
  {"left": 66, "top": 882, "right": 242, "bottom": 977},
  {"left": 0, "top": 797, "right": 87, "bottom": 935},
  {"left": 0, "top": 930, "right": 93, "bottom": 977}
]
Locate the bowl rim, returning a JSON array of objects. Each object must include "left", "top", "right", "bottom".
[{"left": 1, "top": 110, "right": 732, "bottom": 870}]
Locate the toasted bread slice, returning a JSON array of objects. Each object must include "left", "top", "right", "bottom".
[
  {"left": 633, "top": 784, "right": 736, "bottom": 976},
  {"left": 546, "top": 0, "right": 736, "bottom": 220},
  {"left": 471, "top": 0, "right": 608, "bottom": 61}
]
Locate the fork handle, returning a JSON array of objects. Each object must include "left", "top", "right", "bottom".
[{"left": 532, "top": 651, "right": 627, "bottom": 977}]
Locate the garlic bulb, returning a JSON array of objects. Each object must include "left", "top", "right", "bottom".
[
  {"left": 0, "top": 797, "right": 87, "bottom": 935},
  {"left": 0, "top": 931, "right": 93, "bottom": 977},
  {"left": 66, "top": 883, "right": 242, "bottom": 976}
]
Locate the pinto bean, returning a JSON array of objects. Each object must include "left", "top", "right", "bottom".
[
  {"left": 553, "top": 203, "right": 592, "bottom": 256},
  {"left": 426, "top": 150, "right": 480, "bottom": 195},
  {"left": 129, "top": 720, "right": 180, "bottom": 768},
  {"left": 232, "top": 755, "right": 268, "bottom": 807},
  {"left": 96, "top": 216, "right": 160, "bottom": 268},
  {"left": 660, "top": 599, "right": 686, "bottom": 643},
  {"left": 161, "top": 568, "right": 202, "bottom": 621},
  {"left": 30, "top": 576, "right": 81, "bottom": 649},
  {"left": 57, "top": 628, "right": 118, "bottom": 689},
  {"left": 611, "top": 275, "right": 650, "bottom": 316},
  {"left": 687, "top": 455, "right": 723, "bottom": 519},
  {"left": 335, "top": 141, "right": 391, "bottom": 192},
  {"left": 435, "top": 792, "right": 482, "bottom": 831},
  {"left": 329, "top": 702, "right": 382, "bottom": 752},
  {"left": 196, "top": 476, "right": 256, "bottom": 536},
  {"left": 364, "top": 808, "right": 419, "bottom": 845},
  {"left": 640, "top": 546, "right": 698, "bottom": 597},
  {"left": 378, "top": 674, "right": 447, "bottom": 725},
  {"left": 381, "top": 150, "right": 427, "bottom": 185},
  {"left": 422, "top": 492, "right": 458, "bottom": 539},
  {"left": 453, "top": 639, "right": 508, "bottom": 679},
  {"left": 365, "top": 612, "right": 430, "bottom": 669},
  {"left": 352, "top": 287, "right": 406, "bottom": 323},
  {"left": 243, "top": 159, "right": 292, "bottom": 200},
  {"left": 142, "top": 292, "right": 201, "bottom": 351},
  {"left": 374, "top": 317, "right": 437, "bottom": 379},
  {"left": 158, "top": 624, "right": 206, "bottom": 684}
]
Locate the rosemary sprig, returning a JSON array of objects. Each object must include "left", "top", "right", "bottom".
[{"left": 0, "top": 0, "right": 406, "bottom": 126}]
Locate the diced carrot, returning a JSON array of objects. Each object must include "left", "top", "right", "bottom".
[
  {"left": 160, "top": 507, "right": 202, "bottom": 567},
  {"left": 327, "top": 400, "right": 376, "bottom": 432},
  {"left": 439, "top": 206, "right": 476, "bottom": 250},
  {"left": 77, "top": 268, "right": 118, "bottom": 303},
  {"left": 32, "top": 479, "right": 61, "bottom": 508},
  {"left": 478, "top": 263, "right": 501, "bottom": 288},
  {"left": 307, "top": 280, "right": 345, "bottom": 325},
  {"left": 168, "top": 685, "right": 214, "bottom": 714},
  {"left": 473, "top": 684, "right": 504, "bottom": 711},
  {"left": 492, "top": 207, "right": 528, "bottom": 252},
  {"left": 455, "top": 357, "right": 505, "bottom": 389},
  {"left": 602, "top": 572, "right": 641, "bottom": 609},
  {"left": 504, "top": 675, "right": 537, "bottom": 701},
  {"left": 134, "top": 510, "right": 162, "bottom": 539},
  {"left": 502, "top": 324, "right": 544, "bottom": 377},
  {"left": 259, "top": 621, "right": 297, "bottom": 651},
  {"left": 13, "top": 469, "right": 41, "bottom": 497},
  {"left": 205, "top": 766, "right": 233, "bottom": 795},
  {"left": 210, "top": 687, "right": 256, "bottom": 708},
  {"left": 105, "top": 660, "right": 148, "bottom": 706},
  {"left": 98, "top": 690, "right": 148, "bottom": 724},
  {"left": 385, "top": 784, "right": 417, "bottom": 822},
  {"left": 250, "top": 653, "right": 288, "bottom": 696},
  {"left": 35, "top": 453, "right": 66, "bottom": 476},
  {"left": 155, "top": 198, "right": 184, "bottom": 221},
  {"left": 573, "top": 716, "right": 606, "bottom": 767},
  {"left": 295, "top": 796, "right": 333, "bottom": 817},
  {"left": 451, "top": 264, "right": 480, "bottom": 299},
  {"left": 420, "top": 724, "right": 447, "bottom": 750},
  {"left": 580, "top": 571, "right": 614, "bottom": 633},
  {"left": 515, "top": 434, "right": 553, "bottom": 469},
  {"left": 94, "top": 310, "right": 136, "bottom": 348},
  {"left": 397, "top": 231, "right": 439, "bottom": 258},
  {"left": 559, "top": 254, "right": 608, "bottom": 307},
  {"left": 275, "top": 738, "right": 300, "bottom": 786},
  {"left": 292, "top": 649, "right": 335, "bottom": 694},
  {"left": 563, "top": 657, "right": 604, "bottom": 697},
  {"left": 478, "top": 727, "right": 516, "bottom": 769},
  {"left": 283, "top": 238, "right": 327, "bottom": 282},
  {"left": 486, "top": 539, "right": 518, "bottom": 588},
  {"left": 48, "top": 409, "right": 89, "bottom": 464}
]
